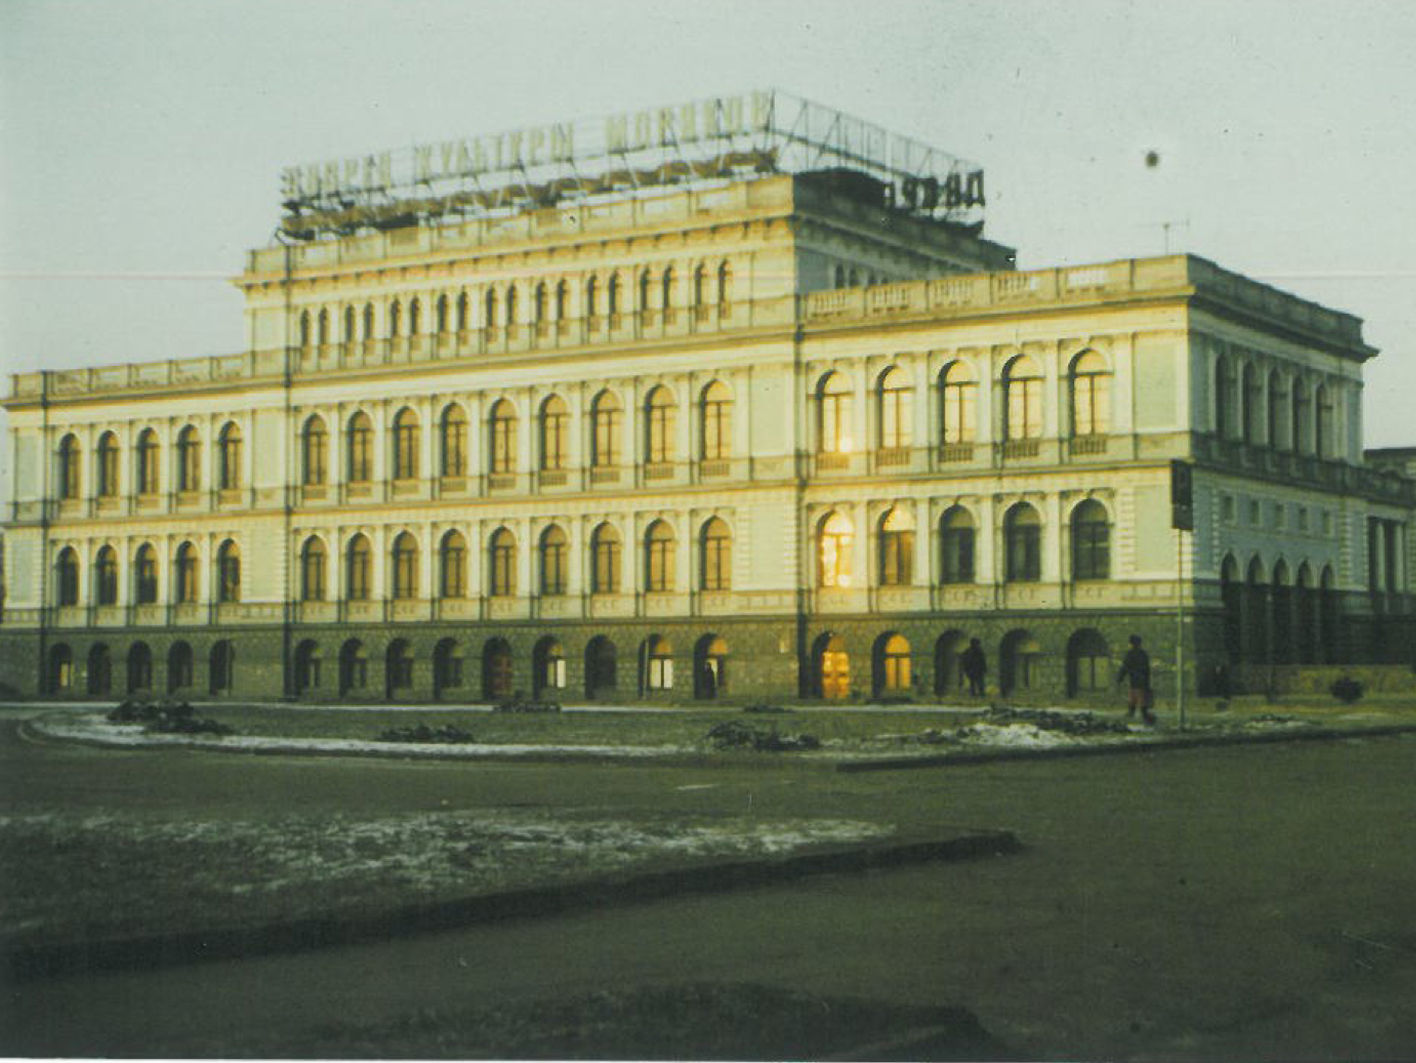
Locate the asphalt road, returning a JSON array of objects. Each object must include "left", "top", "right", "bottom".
[{"left": 2, "top": 706, "right": 1415, "bottom": 1060}]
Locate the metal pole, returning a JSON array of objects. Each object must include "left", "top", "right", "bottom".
[{"left": 1177, "top": 527, "right": 1186, "bottom": 731}]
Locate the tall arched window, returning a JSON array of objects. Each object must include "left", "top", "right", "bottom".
[
  {"left": 645, "top": 386, "right": 675, "bottom": 464},
  {"left": 591, "top": 523, "right": 621, "bottom": 593},
  {"left": 387, "top": 299, "right": 402, "bottom": 338},
  {"left": 717, "top": 261, "right": 731, "bottom": 306},
  {"left": 484, "top": 288, "right": 498, "bottom": 329},
  {"left": 95, "top": 546, "right": 118, "bottom": 606},
  {"left": 555, "top": 280, "right": 568, "bottom": 321},
  {"left": 317, "top": 308, "right": 329, "bottom": 345},
  {"left": 1071, "top": 499, "right": 1110, "bottom": 581},
  {"left": 539, "top": 525, "right": 567, "bottom": 595},
  {"left": 876, "top": 633, "right": 912, "bottom": 694},
  {"left": 174, "top": 542, "right": 198, "bottom": 603},
  {"left": 1292, "top": 380, "right": 1310, "bottom": 453},
  {"left": 645, "top": 520, "right": 675, "bottom": 591},
  {"left": 390, "top": 532, "right": 418, "bottom": 599},
  {"left": 1241, "top": 362, "right": 1261, "bottom": 444},
  {"left": 218, "top": 422, "right": 242, "bottom": 489},
  {"left": 1315, "top": 384, "right": 1333, "bottom": 459},
  {"left": 488, "top": 399, "right": 517, "bottom": 473},
  {"left": 700, "top": 381, "right": 732, "bottom": 460},
  {"left": 439, "top": 531, "right": 467, "bottom": 598},
  {"left": 661, "top": 267, "right": 675, "bottom": 314},
  {"left": 940, "top": 362, "right": 976, "bottom": 445},
  {"left": 878, "top": 367, "right": 913, "bottom": 450},
  {"left": 435, "top": 294, "right": 449, "bottom": 333},
  {"left": 347, "top": 412, "right": 373, "bottom": 483},
  {"left": 700, "top": 517, "right": 731, "bottom": 591},
  {"left": 300, "top": 536, "right": 326, "bottom": 601},
  {"left": 55, "top": 547, "right": 80, "bottom": 606},
  {"left": 346, "top": 534, "right": 371, "bottom": 600},
  {"left": 344, "top": 305, "right": 356, "bottom": 342},
  {"left": 644, "top": 635, "right": 674, "bottom": 691},
  {"left": 585, "top": 275, "right": 599, "bottom": 318},
  {"left": 439, "top": 404, "right": 467, "bottom": 478},
  {"left": 97, "top": 432, "right": 119, "bottom": 497},
  {"left": 362, "top": 302, "right": 374, "bottom": 340},
  {"left": 818, "top": 372, "right": 853, "bottom": 454},
  {"left": 136, "top": 429, "right": 160, "bottom": 495},
  {"left": 134, "top": 543, "right": 158, "bottom": 604},
  {"left": 940, "top": 506, "right": 976, "bottom": 584},
  {"left": 488, "top": 528, "right": 516, "bottom": 596},
  {"left": 878, "top": 507, "right": 914, "bottom": 586},
  {"left": 692, "top": 264, "right": 706, "bottom": 308},
  {"left": 456, "top": 292, "right": 469, "bottom": 332},
  {"left": 1268, "top": 370, "right": 1288, "bottom": 451},
  {"left": 534, "top": 282, "right": 547, "bottom": 324},
  {"left": 391, "top": 408, "right": 419, "bottom": 481},
  {"left": 1003, "top": 356, "right": 1042, "bottom": 440},
  {"left": 591, "top": 390, "right": 622, "bottom": 467},
  {"left": 638, "top": 269, "right": 651, "bottom": 318},
  {"left": 57, "top": 434, "right": 81, "bottom": 500},
  {"left": 299, "top": 310, "right": 311, "bottom": 348},
  {"left": 1215, "top": 354, "right": 1233, "bottom": 438},
  {"left": 540, "top": 396, "right": 569, "bottom": 471},
  {"left": 607, "top": 273, "right": 621, "bottom": 317},
  {"left": 1070, "top": 350, "right": 1110, "bottom": 436},
  {"left": 819, "top": 512, "right": 853, "bottom": 588},
  {"left": 176, "top": 426, "right": 200, "bottom": 492},
  {"left": 217, "top": 540, "right": 240, "bottom": 602},
  {"left": 1004, "top": 503, "right": 1042, "bottom": 582},
  {"left": 302, "top": 415, "right": 328, "bottom": 486},
  {"left": 505, "top": 285, "right": 518, "bottom": 326},
  {"left": 408, "top": 298, "right": 421, "bottom": 336}
]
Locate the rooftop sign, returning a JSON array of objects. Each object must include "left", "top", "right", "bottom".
[{"left": 278, "top": 90, "right": 986, "bottom": 239}]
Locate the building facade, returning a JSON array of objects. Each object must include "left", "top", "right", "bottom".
[{"left": 3, "top": 95, "right": 1413, "bottom": 703}]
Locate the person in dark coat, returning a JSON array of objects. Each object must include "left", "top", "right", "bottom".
[
  {"left": 1117, "top": 634, "right": 1156, "bottom": 723},
  {"left": 960, "top": 638, "right": 987, "bottom": 697}
]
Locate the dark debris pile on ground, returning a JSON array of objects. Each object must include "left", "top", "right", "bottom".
[
  {"left": 706, "top": 720, "right": 821, "bottom": 752},
  {"left": 492, "top": 695, "right": 562, "bottom": 713},
  {"left": 377, "top": 723, "right": 477, "bottom": 744},
  {"left": 982, "top": 705, "right": 1133, "bottom": 736},
  {"left": 106, "top": 699, "right": 231, "bottom": 736}
]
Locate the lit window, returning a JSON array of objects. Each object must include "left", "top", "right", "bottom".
[
  {"left": 819, "top": 512, "right": 853, "bottom": 587},
  {"left": 878, "top": 368, "right": 913, "bottom": 450},
  {"left": 940, "top": 362, "right": 976, "bottom": 445},
  {"left": 1003, "top": 356, "right": 1042, "bottom": 440},
  {"left": 645, "top": 520, "right": 675, "bottom": 591},
  {"left": 878, "top": 507, "right": 914, "bottom": 586},
  {"left": 1070, "top": 351, "right": 1110, "bottom": 436},
  {"left": 818, "top": 373, "right": 854, "bottom": 454},
  {"left": 700, "top": 381, "right": 732, "bottom": 460},
  {"left": 645, "top": 635, "right": 674, "bottom": 690}
]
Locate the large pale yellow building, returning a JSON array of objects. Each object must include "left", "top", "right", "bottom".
[{"left": 3, "top": 92, "right": 1412, "bottom": 703}]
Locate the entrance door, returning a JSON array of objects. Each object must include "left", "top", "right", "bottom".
[
  {"left": 820, "top": 635, "right": 850, "bottom": 699},
  {"left": 483, "top": 639, "right": 513, "bottom": 700}
]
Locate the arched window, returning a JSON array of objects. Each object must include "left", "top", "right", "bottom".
[
  {"left": 302, "top": 416, "right": 328, "bottom": 486},
  {"left": 408, "top": 298, "right": 421, "bottom": 336},
  {"left": 1292, "top": 380, "right": 1310, "bottom": 453},
  {"left": 585, "top": 275, "right": 599, "bottom": 319},
  {"left": 644, "top": 520, "right": 675, "bottom": 592},
  {"left": 433, "top": 638, "right": 464, "bottom": 696},
  {"left": 390, "top": 532, "right": 418, "bottom": 599},
  {"left": 483, "top": 638, "right": 514, "bottom": 699},
  {"left": 209, "top": 640, "right": 235, "bottom": 694},
  {"left": 439, "top": 531, "right": 467, "bottom": 598},
  {"left": 484, "top": 288, "right": 498, "bottom": 329},
  {"left": 127, "top": 643, "right": 153, "bottom": 693},
  {"left": 346, "top": 534, "right": 371, "bottom": 601},
  {"left": 1004, "top": 503, "right": 1042, "bottom": 582},
  {"left": 876, "top": 633, "right": 912, "bottom": 695},
  {"left": 97, "top": 432, "right": 119, "bottom": 497},
  {"left": 488, "top": 528, "right": 516, "bottom": 597},
  {"left": 939, "top": 506, "right": 976, "bottom": 584},
  {"left": 87, "top": 644, "right": 112, "bottom": 696},
  {"left": 717, "top": 261, "right": 731, "bottom": 306},
  {"left": 877, "top": 367, "right": 913, "bottom": 450},
  {"left": 1070, "top": 350, "right": 1110, "bottom": 436},
  {"left": 391, "top": 408, "right": 419, "bottom": 481},
  {"left": 439, "top": 404, "right": 467, "bottom": 478},
  {"left": 57, "top": 435, "right": 82, "bottom": 501},
  {"left": 834, "top": 264, "right": 846, "bottom": 287},
  {"left": 534, "top": 638, "right": 566, "bottom": 696},
  {"left": 217, "top": 540, "right": 241, "bottom": 602},
  {"left": 362, "top": 302, "right": 374, "bottom": 340},
  {"left": 1316, "top": 384, "right": 1333, "bottom": 459},
  {"left": 1241, "top": 362, "right": 1261, "bottom": 443},
  {"left": 700, "top": 517, "right": 732, "bottom": 591},
  {"left": 645, "top": 386, "right": 675, "bottom": 464},
  {"left": 638, "top": 269, "right": 651, "bottom": 317},
  {"left": 539, "top": 525, "right": 567, "bottom": 595},
  {"left": 134, "top": 543, "right": 158, "bottom": 604},
  {"left": 218, "top": 422, "right": 242, "bottom": 489},
  {"left": 607, "top": 273, "right": 621, "bottom": 317},
  {"left": 819, "top": 512, "right": 853, "bottom": 588},
  {"left": 540, "top": 396, "right": 569, "bottom": 472},
  {"left": 1000, "top": 629, "right": 1041, "bottom": 694},
  {"left": 555, "top": 280, "right": 568, "bottom": 321},
  {"left": 1215, "top": 355, "right": 1233, "bottom": 438},
  {"left": 940, "top": 362, "right": 976, "bottom": 445},
  {"left": 817, "top": 632, "right": 850, "bottom": 699},
  {"left": 700, "top": 381, "right": 732, "bottom": 460},
  {"left": 644, "top": 635, "right": 673, "bottom": 691},
  {"left": 505, "top": 285, "right": 518, "bottom": 326},
  {"left": 386, "top": 640, "right": 414, "bottom": 695},
  {"left": 1003, "top": 356, "right": 1043, "bottom": 440},
  {"left": 1268, "top": 370, "right": 1288, "bottom": 451},
  {"left": 95, "top": 546, "right": 118, "bottom": 606},
  {"left": 818, "top": 372, "right": 853, "bottom": 454},
  {"left": 455, "top": 292, "right": 469, "bottom": 332},
  {"left": 301, "top": 536, "right": 326, "bottom": 601},
  {"left": 299, "top": 310, "right": 311, "bottom": 348},
  {"left": 168, "top": 642, "right": 194, "bottom": 693},
  {"left": 136, "top": 429, "right": 159, "bottom": 495},
  {"left": 344, "top": 305, "right": 356, "bottom": 342},
  {"left": 692, "top": 264, "right": 706, "bottom": 308},
  {"left": 317, "top": 308, "right": 329, "bottom": 346},
  {"left": 591, "top": 390, "right": 622, "bottom": 467},
  {"left": 387, "top": 299, "right": 402, "bottom": 338},
  {"left": 878, "top": 507, "right": 914, "bottom": 586},
  {"left": 1066, "top": 629, "right": 1110, "bottom": 695},
  {"left": 295, "top": 640, "right": 322, "bottom": 694},
  {"left": 174, "top": 542, "right": 198, "bottom": 603},
  {"left": 661, "top": 267, "right": 675, "bottom": 313},
  {"left": 585, "top": 636, "right": 617, "bottom": 698},
  {"left": 591, "top": 523, "right": 621, "bottom": 593},
  {"left": 534, "top": 282, "right": 547, "bottom": 324},
  {"left": 339, "top": 639, "right": 367, "bottom": 694},
  {"left": 1071, "top": 499, "right": 1110, "bottom": 580},
  {"left": 488, "top": 400, "right": 517, "bottom": 474},
  {"left": 47, "top": 644, "right": 73, "bottom": 692},
  {"left": 55, "top": 547, "right": 80, "bottom": 606},
  {"left": 347, "top": 412, "right": 373, "bottom": 483},
  {"left": 176, "top": 426, "right": 201, "bottom": 492}
]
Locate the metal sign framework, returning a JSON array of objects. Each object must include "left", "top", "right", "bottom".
[{"left": 278, "top": 90, "right": 986, "bottom": 241}]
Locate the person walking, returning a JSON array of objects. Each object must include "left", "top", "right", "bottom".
[
  {"left": 1117, "top": 634, "right": 1156, "bottom": 724},
  {"left": 960, "top": 637, "right": 987, "bottom": 697}
]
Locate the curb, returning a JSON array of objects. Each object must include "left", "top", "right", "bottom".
[
  {"left": 3, "top": 829, "right": 1019, "bottom": 982},
  {"left": 836, "top": 722, "right": 1416, "bottom": 772}
]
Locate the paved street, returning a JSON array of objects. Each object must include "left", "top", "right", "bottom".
[{"left": 3, "top": 706, "right": 1415, "bottom": 1059}]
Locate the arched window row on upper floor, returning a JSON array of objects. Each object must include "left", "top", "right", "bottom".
[
  {"left": 1210, "top": 351, "right": 1347, "bottom": 459},
  {"left": 51, "top": 539, "right": 245, "bottom": 607}
]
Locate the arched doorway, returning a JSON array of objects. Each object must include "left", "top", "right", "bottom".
[
  {"left": 1000, "top": 630, "right": 1040, "bottom": 696},
  {"left": 209, "top": 640, "right": 234, "bottom": 695},
  {"left": 934, "top": 630, "right": 967, "bottom": 697},
  {"left": 1220, "top": 554, "right": 1242, "bottom": 665},
  {"left": 167, "top": 642, "right": 193, "bottom": 693},
  {"left": 433, "top": 639, "right": 463, "bottom": 700},
  {"left": 1271, "top": 561, "right": 1294, "bottom": 663},
  {"left": 294, "top": 640, "right": 321, "bottom": 695},
  {"left": 694, "top": 634, "right": 727, "bottom": 699},
  {"left": 1246, "top": 558, "right": 1270, "bottom": 663},
  {"left": 386, "top": 639, "right": 414, "bottom": 699},
  {"left": 339, "top": 639, "right": 367, "bottom": 695},
  {"left": 585, "top": 636, "right": 617, "bottom": 700},
  {"left": 48, "top": 644, "right": 73, "bottom": 694},
  {"left": 1065, "top": 629, "right": 1109, "bottom": 696},
  {"left": 815, "top": 633, "right": 850, "bottom": 700},
  {"left": 532, "top": 638, "right": 565, "bottom": 698},
  {"left": 640, "top": 635, "right": 674, "bottom": 695},
  {"left": 872, "top": 632, "right": 911, "bottom": 697},
  {"left": 1295, "top": 564, "right": 1317, "bottom": 664},
  {"left": 127, "top": 642, "right": 153, "bottom": 694},
  {"left": 87, "top": 644, "right": 112, "bottom": 696},
  {"left": 482, "top": 638, "right": 513, "bottom": 700}
]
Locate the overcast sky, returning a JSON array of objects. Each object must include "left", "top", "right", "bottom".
[{"left": 3, "top": 0, "right": 1414, "bottom": 478}]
